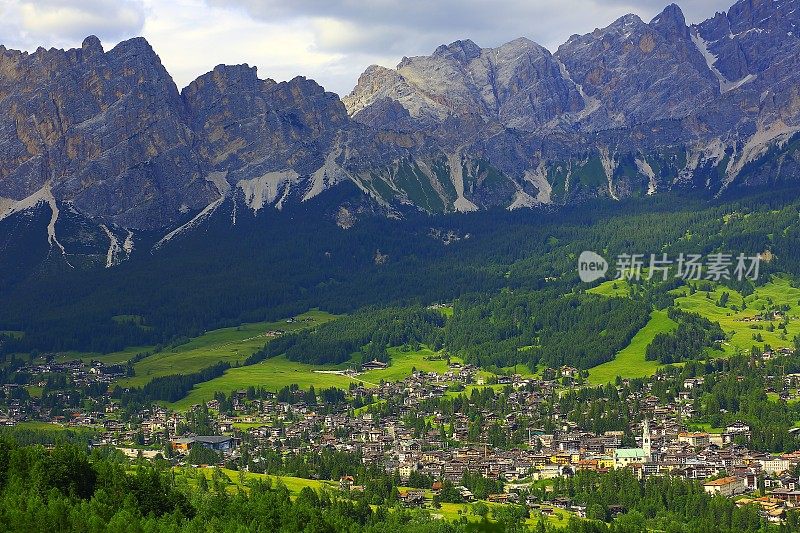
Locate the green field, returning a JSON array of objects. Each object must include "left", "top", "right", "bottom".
[
  {"left": 498, "top": 362, "right": 539, "bottom": 378},
  {"left": 170, "top": 355, "right": 362, "bottom": 410},
  {"left": 436, "top": 305, "right": 454, "bottom": 318},
  {"left": 587, "top": 310, "right": 678, "bottom": 385},
  {"left": 181, "top": 467, "right": 338, "bottom": 496},
  {"left": 674, "top": 276, "right": 800, "bottom": 356},
  {"left": 9, "top": 421, "right": 70, "bottom": 431},
  {"left": 587, "top": 279, "right": 632, "bottom": 298},
  {"left": 120, "top": 310, "right": 336, "bottom": 388},
  {"left": 360, "top": 346, "right": 456, "bottom": 383},
  {"left": 55, "top": 344, "right": 156, "bottom": 365},
  {"left": 687, "top": 422, "right": 724, "bottom": 434},
  {"left": 189, "top": 468, "right": 567, "bottom": 527},
  {"left": 172, "top": 346, "right": 463, "bottom": 410},
  {"left": 586, "top": 276, "right": 800, "bottom": 384}
]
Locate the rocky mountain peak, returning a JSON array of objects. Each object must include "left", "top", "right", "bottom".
[
  {"left": 183, "top": 63, "right": 268, "bottom": 101},
  {"left": 80, "top": 35, "right": 103, "bottom": 57},
  {"left": 728, "top": 0, "right": 785, "bottom": 33},
  {"left": 109, "top": 36, "right": 159, "bottom": 59},
  {"left": 433, "top": 39, "right": 482, "bottom": 63},
  {"left": 344, "top": 36, "right": 583, "bottom": 131},
  {"left": 606, "top": 13, "right": 646, "bottom": 34},
  {"left": 650, "top": 3, "right": 689, "bottom": 38}
]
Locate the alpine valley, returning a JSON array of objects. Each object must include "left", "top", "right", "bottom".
[
  {"left": 9, "top": 2, "right": 800, "bottom": 532},
  {"left": 3, "top": 0, "right": 800, "bottom": 350}
]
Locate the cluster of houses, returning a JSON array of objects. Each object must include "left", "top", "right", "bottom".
[
  {"left": 15, "top": 359, "right": 126, "bottom": 390},
  {"left": 86, "top": 367, "right": 796, "bottom": 524},
  {"left": 4, "top": 354, "right": 800, "bottom": 524}
]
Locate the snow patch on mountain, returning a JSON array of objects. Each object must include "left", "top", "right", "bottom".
[
  {"left": 447, "top": 154, "right": 479, "bottom": 212},
  {"left": 100, "top": 224, "right": 122, "bottom": 268},
  {"left": 691, "top": 29, "right": 758, "bottom": 94},
  {"left": 153, "top": 172, "right": 230, "bottom": 250},
  {"left": 635, "top": 157, "right": 658, "bottom": 195},
  {"left": 691, "top": 30, "right": 729, "bottom": 92},
  {"left": 726, "top": 73, "right": 757, "bottom": 92},
  {"left": 555, "top": 58, "right": 600, "bottom": 120},
  {"left": 238, "top": 170, "right": 302, "bottom": 212},
  {"left": 523, "top": 164, "right": 553, "bottom": 204}
]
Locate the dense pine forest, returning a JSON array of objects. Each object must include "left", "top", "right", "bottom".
[{"left": 3, "top": 186, "right": 800, "bottom": 365}]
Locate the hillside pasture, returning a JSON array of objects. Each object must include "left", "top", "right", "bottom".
[{"left": 120, "top": 310, "right": 335, "bottom": 388}]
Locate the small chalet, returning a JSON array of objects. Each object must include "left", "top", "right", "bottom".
[{"left": 361, "top": 359, "right": 388, "bottom": 371}]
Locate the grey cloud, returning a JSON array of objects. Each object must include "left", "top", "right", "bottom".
[
  {"left": 211, "top": 0, "right": 735, "bottom": 58},
  {"left": 2, "top": 0, "right": 145, "bottom": 49}
]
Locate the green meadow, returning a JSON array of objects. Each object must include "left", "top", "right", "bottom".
[
  {"left": 672, "top": 276, "right": 800, "bottom": 356},
  {"left": 183, "top": 467, "right": 338, "bottom": 496},
  {"left": 586, "top": 279, "right": 632, "bottom": 298},
  {"left": 170, "top": 346, "right": 460, "bottom": 410},
  {"left": 187, "top": 468, "right": 570, "bottom": 527},
  {"left": 9, "top": 421, "right": 70, "bottom": 432},
  {"left": 55, "top": 344, "right": 156, "bottom": 365},
  {"left": 587, "top": 309, "right": 678, "bottom": 385},
  {"left": 170, "top": 355, "right": 362, "bottom": 409},
  {"left": 585, "top": 276, "right": 800, "bottom": 384},
  {"left": 120, "top": 310, "right": 336, "bottom": 388},
  {"left": 360, "top": 346, "right": 455, "bottom": 383}
]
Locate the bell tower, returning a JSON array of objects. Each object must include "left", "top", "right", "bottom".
[{"left": 642, "top": 418, "right": 652, "bottom": 459}]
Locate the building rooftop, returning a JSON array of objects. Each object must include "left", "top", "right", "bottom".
[
  {"left": 703, "top": 476, "right": 739, "bottom": 486},
  {"left": 615, "top": 448, "right": 646, "bottom": 458}
]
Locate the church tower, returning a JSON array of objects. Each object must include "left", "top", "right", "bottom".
[{"left": 642, "top": 418, "right": 652, "bottom": 459}]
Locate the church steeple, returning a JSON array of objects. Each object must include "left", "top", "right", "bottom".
[{"left": 642, "top": 418, "right": 652, "bottom": 459}]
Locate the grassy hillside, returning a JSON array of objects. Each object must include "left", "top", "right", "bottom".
[
  {"left": 586, "top": 279, "right": 632, "bottom": 298},
  {"left": 182, "top": 467, "right": 338, "bottom": 496},
  {"left": 170, "top": 355, "right": 362, "bottom": 410},
  {"left": 187, "top": 468, "right": 571, "bottom": 527},
  {"left": 587, "top": 276, "right": 800, "bottom": 384},
  {"left": 587, "top": 309, "right": 678, "bottom": 385},
  {"left": 360, "top": 346, "right": 454, "bottom": 382},
  {"left": 120, "top": 310, "right": 336, "bottom": 388},
  {"left": 55, "top": 344, "right": 156, "bottom": 365},
  {"left": 170, "top": 346, "right": 457, "bottom": 410},
  {"left": 673, "top": 276, "right": 800, "bottom": 356},
  {"left": 170, "top": 344, "right": 492, "bottom": 410}
]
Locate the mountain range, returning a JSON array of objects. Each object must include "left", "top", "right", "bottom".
[{"left": 1, "top": 0, "right": 799, "bottom": 270}]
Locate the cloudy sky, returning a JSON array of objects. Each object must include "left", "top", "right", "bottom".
[{"left": 0, "top": 0, "right": 734, "bottom": 95}]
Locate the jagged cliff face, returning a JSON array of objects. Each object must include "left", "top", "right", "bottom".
[
  {"left": 554, "top": 6, "right": 720, "bottom": 129},
  {"left": 0, "top": 36, "right": 216, "bottom": 229},
  {"left": 0, "top": 38, "right": 353, "bottom": 232},
  {"left": 1, "top": 0, "right": 800, "bottom": 268},
  {"left": 343, "top": 38, "right": 585, "bottom": 132},
  {"left": 343, "top": 0, "right": 800, "bottom": 205},
  {"left": 183, "top": 65, "right": 348, "bottom": 180}
]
